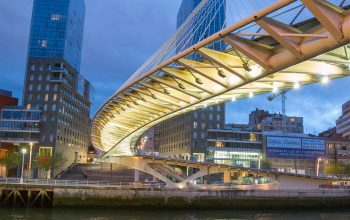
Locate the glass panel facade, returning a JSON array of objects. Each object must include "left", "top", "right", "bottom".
[
  {"left": 28, "top": 0, "right": 85, "bottom": 71},
  {"left": 0, "top": 108, "right": 41, "bottom": 143},
  {"left": 176, "top": 0, "right": 226, "bottom": 58}
]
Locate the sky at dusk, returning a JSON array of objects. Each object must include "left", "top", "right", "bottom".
[{"left": 0, "top": 0, "right": 349, "bottom": 135}]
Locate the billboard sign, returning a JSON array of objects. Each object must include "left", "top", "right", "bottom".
[{"left": 266, "top": 136, "right": 325, "bottom": 159}]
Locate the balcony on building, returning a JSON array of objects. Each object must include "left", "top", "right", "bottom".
[{"left": 48, "top": 65, "right": 69, "bottom": 75}]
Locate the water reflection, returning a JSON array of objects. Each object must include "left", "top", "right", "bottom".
[{"left": 1, "top": 209, "right": 350, "bottom": 220}]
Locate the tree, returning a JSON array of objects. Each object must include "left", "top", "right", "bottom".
[
  {"left": 33, "top": 152, "right": 66, "bottom": 179},
  {"left": 325, "top": 162, "right": 350, "bottom": 177},
  {"left": 260, "top": 159, "right": 272, "bottom": 170},
  {"left": 0, "top": 151, "right": 20, "bottom": 177}
]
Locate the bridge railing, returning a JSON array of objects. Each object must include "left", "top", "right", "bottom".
[{"left": 0, "top": 177, "right": 167, "bottom": 189}]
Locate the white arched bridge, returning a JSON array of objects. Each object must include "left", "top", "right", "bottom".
[{"left": 90, "top": 0, "right": 350, "bottom": 188}]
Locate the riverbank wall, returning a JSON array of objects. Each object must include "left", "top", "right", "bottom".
[
  {"left": 1, "top": 184, "right": 350, "bottom": 209},
  {"left": 53, "top": 186, "right": 350, "bottom": 209}
]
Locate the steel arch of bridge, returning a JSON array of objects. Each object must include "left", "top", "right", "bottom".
[{"left": 92, "top": 0, "right": 350, "bottom": 157}]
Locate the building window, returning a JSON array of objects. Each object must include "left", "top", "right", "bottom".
[
  {"left": 45, "top": 84, "right": 50, "bottom": 91},
  {"left": 193, "top": 121, "right": 197, "bottom": 129},
  {"left": 51, "top": 14, "right": 61, "bottom": 21},
  {"left": 215, "top": 141, "right": 224, "bottom": 147},
  {"left": 28, "top": 94, "right": 32, "bottom": 101},
  {"left": 52, "top": 104, "right": 56, "bottom": 112},
  {"left": 46, "top": 74, "right": 50, "bottom": 81},
  {"left": 30, "top": 74, "right": 34, "bottom": 81},
  {"left": 217, "top": 105, "right": 221, "bottom": 111},
  {"left": 30, "top": 65, "right": 35, "bottom": 71},
  {"left": 54, "top": 84, "right": 58, "bottom": 91},
  {"left": 36, "top": 94, "right": 40, "bottom": 101},
  {"left": 26, "top": 103, "right": 31, "bottom": 110},
  {"left": 44, "top": 104, "right": 47, "bottom": 111},
  {"left": 44, "top": 94, "right": 48, "bottom": 101},
  {"left": 39, "top": 147, "right": 52, "bottom": 156},
  {"left": 37, "top": 84, "right": 41, "bottom": 91},
  {"left": 193, "top": 132, "right": 197, "bottom": 139},
  {"left": 201, "top": 123, "right": 205, "bottom": 129},
  {"left": 38, "top": 74, "right": 42, "bottom": 81},
  {"left": 28, "top": 84, "right": 33, "bottom": 91},
  {"left": 209, "top": 114, "right": 213, "bottom": 120},
  {"left": 41, "top": 40, "right": 47, "bottom": 48},
  {"left": 250, "top": 133, "right": 257, "bottom": 142},
  {"left": 39, "top": 65, "right": 43, "bottom": 72},
  {"left": 53, "top": 94, "right": 57, "bottom": 101},
  {"left": 217, "top": 114, "right": 220, "bottom": 121}
]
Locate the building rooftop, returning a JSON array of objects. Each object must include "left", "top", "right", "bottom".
[{"left": 0, "top": 89, "right": 12, "bottom": 97}]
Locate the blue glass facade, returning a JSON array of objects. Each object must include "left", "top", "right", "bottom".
[
  {"left": 0, "top": 108, "right": 41, "bottom": 143},
  {"left": 177, "top": 0, "right": 202, "bottom": 28},
  {"left": 176, "top": 0, "right": 226, "bottom": 56},
  {"left": 28, "top": 0, "right": 85, "bottom": 71}
]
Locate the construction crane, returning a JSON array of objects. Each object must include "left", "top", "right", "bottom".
[
  {"left": 267, "top": 89, "right": 291, "bottom": 117},
  {"left": 267, "top": 88, "right": 291, "bottom": 134}
]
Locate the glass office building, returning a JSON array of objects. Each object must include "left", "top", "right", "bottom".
[
  {"left": 0, "top": 107, "right": 41, "bottom": 144},
  {"left": 28, "top": 0, "right": 85, "bottom": 71},
  {"left": 176, "top": 0, "right": 226, "bottom": 55},
  {"left": 206, "top": 129, "right": 263, "bottom": 168},
  {"left": 23, "top": 0, "right": 92, "bottom": 176}
]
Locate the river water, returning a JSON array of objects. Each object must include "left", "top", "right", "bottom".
[{"left": 0, "top": 209, "right": 350, "bottom": 220}]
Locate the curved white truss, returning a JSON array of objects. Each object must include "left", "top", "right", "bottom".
[{"left": 91, "top": 0, "right": 350, "bottom": 157}]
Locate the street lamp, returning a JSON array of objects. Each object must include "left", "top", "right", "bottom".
[
  {"left": 316, "top": 158, "right": 323, "bottom": 176},
  {"left": 28, "top": 142, "right": 33, "bottom": 178},
  {"left": 20, "top": 148, "right": 27, "bottom": 184}
]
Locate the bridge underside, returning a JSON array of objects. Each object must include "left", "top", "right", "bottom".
[
  {"left": 100, "top": 156, "right": 333, "bottom": 190},
  {"left": 92, "top": 0, "right": 350, "bottom": 156}
]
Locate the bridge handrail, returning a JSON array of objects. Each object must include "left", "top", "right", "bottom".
[{"left": 0, "top": 177, "right": 167, "bottom": 189}]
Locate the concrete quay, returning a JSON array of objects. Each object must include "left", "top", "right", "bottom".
[
  {"left": 53, "top": 187, "right": 350, "bottom": 209},
  {"left": 1, "top": 182, "right": 350, "bottom": 209}
]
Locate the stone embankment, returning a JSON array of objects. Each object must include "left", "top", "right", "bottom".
[
  {"left": 1, "top": 183, "right": 350, "bottom": 209},
  {"left": 53, "top": 186, "right": 350, "bottom": 209}
]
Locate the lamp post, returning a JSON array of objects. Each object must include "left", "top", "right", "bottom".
[
  {"left": 28, "top": 142, "right": 33, "bottom": 178},
  {"left": 20, "top": 148, "right": 27, "bottom": 184},
  {"left": 316, "top": 158, "right": 323, "bottom": 176}
]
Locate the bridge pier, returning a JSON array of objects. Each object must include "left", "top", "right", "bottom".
[
  {"left": 134, "top": 170, "right": 140, "bottom": 182},
  {"left": 223, "top": 171, "right": 231, "bottom": 183}
]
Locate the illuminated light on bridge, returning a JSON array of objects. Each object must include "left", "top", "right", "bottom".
[{"left": 91, "top": 0, "right": 350, "bottom": 158}]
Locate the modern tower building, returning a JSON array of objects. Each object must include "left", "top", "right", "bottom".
[
  {"left": 23, "top": 0, "right": 93, "bottom": 176},
  {"left": 158, "top": 0, "right": 226, "bottom": 161},
  {"left": 176, "top": 0, "right": 226, "bottom": 55},
  {"left": 336, "top": 100, "right": 350, "bottom": 139}
]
